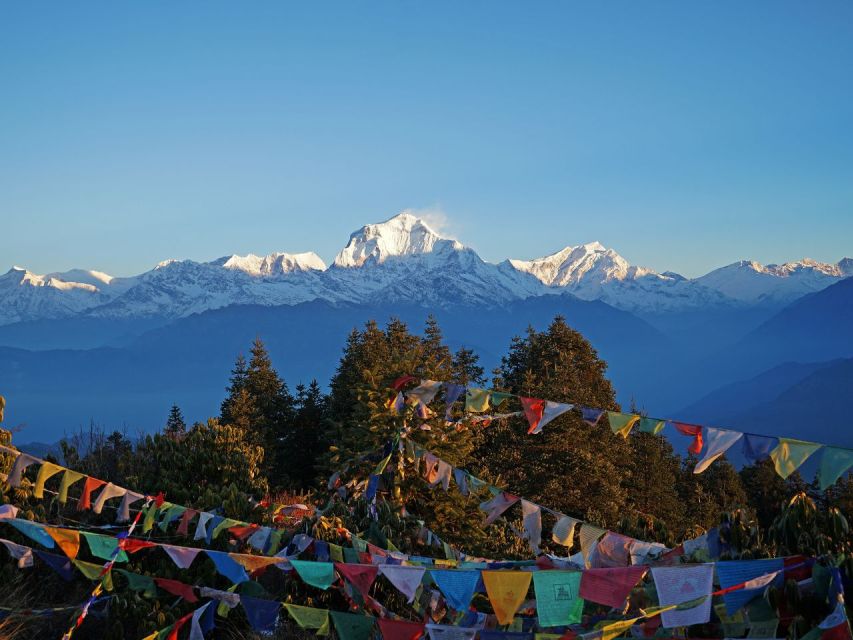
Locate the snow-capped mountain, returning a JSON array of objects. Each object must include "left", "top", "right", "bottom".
[
  {"left": 695, "top": 258, "right": 853, "bottom": 305},
  {"left": 2, "top": 211, "right": 850, "bottom": 326}
]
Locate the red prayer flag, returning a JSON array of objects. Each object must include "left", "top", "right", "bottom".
[
  {"left": 155, "top": 578, "right": 199, "bottom": 603},
  {"left": 119, "top": 538, "right": 157, "bottom": 553},
  {"left": 166, "top": 611, "right": 194, "bottom": 640},
  {"left": 520, "top": 397, "right": 546, "bottom": 434},
  {"left": 378, "top": 618, "right": 425, "bottom": 640},
  {"left": 335, "top": 563, "right": 379, "bottom": 596},
  {"left": 391, "top": 375, "right": 416, "bottom": 391},
  {"left": 76, "top": 477, "right": 106, "bottom": 511},
  {"left": 176, "top": 509, "right": 198, "bottom": 536},
  {"left": 579, "top": 566, "right": 648, "bottom": 608},
  {"left": 228, "top": 524, "right": 258, "bottom": 540},
  {"left": 672, "top": 422, "right": 704, "bottom": 455}
]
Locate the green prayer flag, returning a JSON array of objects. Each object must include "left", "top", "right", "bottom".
[
  {"left": 142, "top": 504, "right": 158, "bottom": 533},
  {"left": 373, "top": 454, "right": 392, "bottom": 475},
  {"left": 607, "top": 411, "right": 639, "bottom": 438},
  {"left": 533, "top": 570, "right": 583, "bottom": 628},
  {"left": 290, "top": 559, "right": 335, "bottom": 590},
  {"left": 465, "top": 388, "right": 490, "bottom": 413},
  {"left": 82, "top": 532, "right": 128, "bottom": 563},
  {"left": 329, "top": 543, "right": 344, "bottom": 563},
  {"left": 818, "top": 447, "right": 853, "bottom": 490},
  {"left": 344, "top": 547, "right": 361, "bottom": 564},
  {"left": 117, "top": 570, "right": 157, "bottom": 597},
  {"left": 770, "top": 438, "right": 822, "bottom": 479},
  {"left": 330, "top": 610, "right": 375, "bottom": 640},
  {"left": 266, "top": 529, "right": 283, "bottom": 556},
  {"left": 351, "top": 536, "right": 368, "bottom": 553},
  {"left": 157, "top": 505, "right": 187, "bottom": 533},
  {"left": 211, "top": 517, "right": 241, "bottom": 540},
  {"left": 284, "top": 604, "right": 330, "bottom": 634},
  {"left": 638, "top": 417, "right": 665, "bottom": 435},
  {"left": 490, "top": 391, "right": 514, "bottom": 408}
]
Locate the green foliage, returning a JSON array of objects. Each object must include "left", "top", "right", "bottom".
[{"left": 164, "top": 403, "right": 186, "bottom": 438}]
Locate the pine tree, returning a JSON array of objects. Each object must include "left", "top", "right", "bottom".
[
  {"left": 452, "top": 346, "right": 485, "bottom": 386},
  {"left": 285, "top": 380, "right": 329, "bottom": 489},
  {"left": 164, "top": 404, "right": 186, "bottom": 438},
  {"left": 740, "top": 459, "right": 792, "bottom": 530}
]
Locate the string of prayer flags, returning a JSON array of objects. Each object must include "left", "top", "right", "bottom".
[
  {"left": 291, "top": 559, "right": 336, "bottom": 590},
  {"left": 607, "top": 412, "right": 639, "bottom": 438},
  {"left": 672, "top": 422, "right": 704, "bottom": 454},
  {"left": 551, "top": 515, "right": 579, "bottom": 547},
  {"left": 336, "top": 563, "right": 378, "bottom": 597},
  {"left": 770, "top": 438, "right": 823, "bottom": 479},
  {"left": 33, "top": 461, "right": 63, "bottom": 498},
  {"left": 716, "top": 558, "right": 784, "bottom": 615},
  {"left": 480, "top": 491, "right": 520, "bottom": 526},
  {"left": 651, "top": 564, "right": 714, "bottom": 627},
  {"left": 694, "top": 428, "right": 743, "bottom": 474},
  {"left": 578, "top": 566, "right": 647, "bottom": 609},
  {"left": 244, "top": 596, "right": 283, "bottom": 633},
  {"left": 379, "top": 565, "right": 425, "bottom": 603},
  {"left": 430, "top": 569, "right": 480, "bottom": 611},
  {"left": 742, "top": 434, "right": 778, "bottom": 465},
  {"left": 521, "top": 500, "right": 542, "bottom": 554},
  {"left": 378, "top": 618, "right": 426, "bottom": 640},
  {"left": 466, "top": 388, "right": 491, "bottom": 413},
  {"left": 330, "top": 610, "right": 375, "bottom": 640},
  {"left": 532, "top": 570, "right": 583, "bottom": 627},
  {"left": 818, "top": 447, "right": 853, "bottom": 490},
  {"left": 481, "top": 570, "right": 532, "bottom": 625}
]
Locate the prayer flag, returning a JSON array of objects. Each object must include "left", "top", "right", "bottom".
[
  {"left": 155, "top": 578, "right": 198, "bottom": 603},
  {"left": 231, "top": 553, "right": 282, "bottom": 573},
  {"left": 45, "top": 527, "right": 80, "bottom": 559},
  {"left": 9, "top": 519, "right": 55, "bottom": 548},
  {"left": 242, "top": 596, "right": 281, "bottom": 632},
  {"left": 377, "top": 618, "right": 425, "bottom": 640},
  {"left": 482, "top": 570, "right": 533, "bottom": 625},
  {"left": 408, "top": 380, "right": 443, "bottom": 405},
  {"left": 638, "top": 418, "right": 665, "bottom": 435},
  {"left": 742, "top": 434, "right": 778, "bottom": 464},
  {"left": 57, "top": 469, "right": 86, "bottom": 504},
  {"left": 175, "top": 508, "right": 198, "bottom": 536},
  {"left": 206, "top": 550, "right": 249, "bottom": 584},
  {"left": 82, "top": 532, "right": 128, "bottom": 563},
  {"left": 480, "top": 491, "right": 520, "bottom": 526},
  {"left": 671, "top": 422, "right": 703, "bottom": 454},
  {"left": 426, "top": 624, "right": 479, "bottom": 639},
  {"left": 430, "top": 569, "right": 480, "bottom": 611},
  {"left": 580, "top": 406, "right": 604, "bottom": 426},
  {"left": 335, "top": 563, "right": 378, "bottom": 597},
  {"left": 551, "top": 515, "right": 579, "bottom": 547},
  {"left": 0, "top": 538, "right": 33, "bottom": 568},
  {"left": 532, "top": 570, "right": 583, "bottom": 627},
  {"left": 520, "top": 397, "right": 546, "bottom": 434},
  {"left": 521, "top": 501, "right": 542, "bottom": 554},
  {"left": 651, "top": 564, "right": 714, "bottom": 627},
  {"left": 117, "top": 491, "right": 145, "bottom": 523},
  {"left": 77, "top": 477, "right": 106, "bottom": 511},
  {"left": 189, "top": 602, "right": 215, "bottom": 640},
  {"left": 445, "top": 384, "right": 465, "bottom": 419},
  {"left": 607, "top": 412, "right": 639, "bottom": 438},
  {"left": 466, "top": 388, "right": 490, "bottom": 413},
  {"left": 7, "top": 453, "right": 38, "bottom": 487},
  {"left": 430, "top": 460, "right": 452, "bottom": 491},
  {"left": 538, "top": 401, "right": 572, "bottom": 433},
  {"left": 291, "top": 559, "right": 335, "bottom": 590},
  {"left": 193, "top": 512, "right": 214, "bottom": 541},
  {"left": 92, "top": 483, "right": 127, "bottom": 514},
  {"left": 35, "top": 550, "right": 73, "bottom": 581},
  {"left": 117, "top": 570, "right": 157, "bottom": 597},
  {"left": 491, "top": 392, "right": 514, "bottom": 408},
  {"left": 578, "top": 524, "right": 606, "bottom": 567},
  {"left": 694, "top": 428, "right": 743, "bottom": 474},
  {"left": 162, "top": 544, "right": 201, "bottom": 569},
  {"left": 579, "top": 566, "right": 647, "bottom": 608},
  {"left": 33, "top": 461, "right": 63, "bottom": 498},
  {"left": 379, "top": 565, "right": 425, "bottom": 603},
  {"left": 330, "top": 610, "right": 375, "bottom": 640},
  {"left": 770, "top": 438, "right": 822, "bottom": 479},
  {"left": 590, "top": 531, "right": 632, "bottom": 568},
  {"left": 716, "top": 558, "right": 784, "bottom": 615},
  {"left": 818, "top": 447, "right": 853, "bottom": 490}
]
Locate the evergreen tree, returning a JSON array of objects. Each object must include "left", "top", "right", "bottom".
[
  {"left": 285, "top": 380, "right": 329, "bottom": 489},
  {"left": 478, "top": 317, "right": 630, "bottom": 528},
  {"left": 164, "top": 404, "right": 186, "bottom": 438},
  {"left": 740, "top": 459, "right": 793, "bottom": 530},
  {"left": 452, "top": 346, "right": 485, "bottom": 386},
  {"left": 679, "top": 456, "right": 749, "bottom": 530},
  {"left": 625, "top": 432, "right": 685, "bottom": 542},
  {"left": 220, "top": 338, "right": 295, "bottom": 487}
]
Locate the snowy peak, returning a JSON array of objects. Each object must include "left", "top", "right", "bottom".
[
  {"left": 333, "top": 211, "right": 463, "bottom": 268},
  {"left": 509, "top": 241, "right": 657, "bottom": 288},
  {"left": 214, "top": 251, "right": 326, "bottom": 276}
]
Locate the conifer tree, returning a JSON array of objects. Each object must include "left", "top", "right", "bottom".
[
  {"left": 285, "top": 380, "right": 329, "bottom": 489},
  {"left": 164, "top": 404, "right": 186, "bottom": 438}
]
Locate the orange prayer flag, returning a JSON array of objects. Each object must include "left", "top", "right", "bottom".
[{"left": 45, "top": 527, "right": 81, "bottom": 560}]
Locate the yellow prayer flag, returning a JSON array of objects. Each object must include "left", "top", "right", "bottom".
[
  {"left": 34, "top": 462, "right": 64, "bottom": 499},
  {"left": 482, "top": 570, "right": 532, "bottom": 625},
  {"left": 598, "top": 616, "right": 642, "bottom": 640},
  {"left": 465, "top": 388, "right": 491, "bottom": 413},
  {"left": 230, "top": 554, "right": 285, "bottom": 573},
  {"left": 57, "top": 469, "right": 85, "bottom": 504}
]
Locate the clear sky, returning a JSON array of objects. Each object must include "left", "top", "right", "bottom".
[{"left": 1, "top": 2, "right": 851, "bottom": 278}]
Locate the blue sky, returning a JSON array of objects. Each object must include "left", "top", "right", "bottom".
[{"left": 1, "top": 2, "right": 851, "bottom": 278}]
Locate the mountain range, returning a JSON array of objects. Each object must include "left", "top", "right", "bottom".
[
  {"left": 1, "top": 211, "right": 852, "bottom": 446},
  {"left": 3, "top": 211, "right": 851, "bottom": 326}
]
